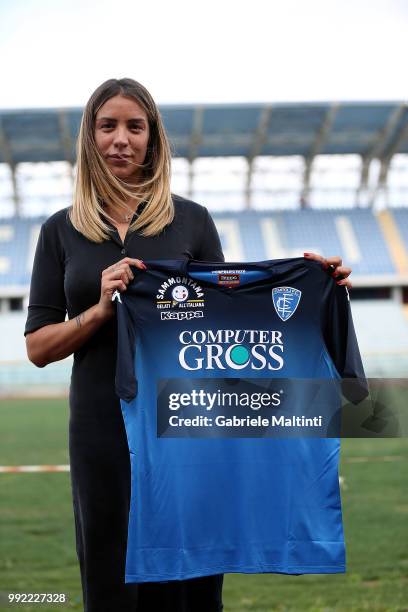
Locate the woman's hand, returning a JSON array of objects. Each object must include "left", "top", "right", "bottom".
[
  {"left": 97, "top": 257, "right": 146, "bottom": 319},
  {"left": 304, "top": 252, "right": 352, "bottom": 289}
]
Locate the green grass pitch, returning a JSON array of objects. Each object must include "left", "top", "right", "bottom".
[{"left": 0, "top": 398, "right": 407, "bottom": 611}]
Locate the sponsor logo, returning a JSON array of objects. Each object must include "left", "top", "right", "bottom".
[
  {"left": 161, "top": 310, "right": 204, "bottom": 321},
  {"left": 178, "top": 329, "right": 284, "bottom": 371},
  {"left": 171, "top": 285, "right": 189, "bottom": 303},
  {"left": 156, "top": 276, "right": 205, "bottom": 319},
  {"left": 272, "top": 287, "right": 301, "bottom": 321}
]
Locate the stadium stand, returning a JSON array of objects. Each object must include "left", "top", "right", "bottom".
[
  {"left": 0, "top": 208, "right": 404, "bottom": 289},
  {"left": 351, "top": 301, "right": 408, "bottom": 376}
]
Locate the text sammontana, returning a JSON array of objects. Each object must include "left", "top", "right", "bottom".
[{"left": 156, "top": 277, "right": 204, "bottom": 299}]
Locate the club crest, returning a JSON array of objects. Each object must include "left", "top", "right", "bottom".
[{"left": 272, "top": 286, "right": 301, "bottom": 321}]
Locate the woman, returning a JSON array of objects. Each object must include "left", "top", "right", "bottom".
[{"left": 24, "top": 78, "right": 352, "bottom": 612}]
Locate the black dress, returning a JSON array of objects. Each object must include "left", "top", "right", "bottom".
[{"left": 24, "top": 195, "right": 225, "bottom": 612}]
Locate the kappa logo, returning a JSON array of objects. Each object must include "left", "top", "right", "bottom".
[
  {"left": 272, "top": 286, "right": 301, "bottom": 321},
  {"left": 161, "top": 310, "right": 204, "bottom": 321},
  {"left": 112, "top": 289, "right": 122, "bottom": 304}
]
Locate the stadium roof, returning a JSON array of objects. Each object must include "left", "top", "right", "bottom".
[{"left": 1, "top": 101, "right": 408, "bottom": 165}]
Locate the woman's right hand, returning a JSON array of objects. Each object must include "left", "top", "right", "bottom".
[{"left": 97, "top": 257, "right": 146, "bottom": 319}]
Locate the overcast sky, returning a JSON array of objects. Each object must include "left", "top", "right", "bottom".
[{"left": 0, "top": 0, "right": 407, "bottom": 109}]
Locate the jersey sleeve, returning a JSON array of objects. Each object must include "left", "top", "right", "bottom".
[
  {"left": 115, "top": 296, "right": 138, "bottom": 402},
  {"left": 323, "top": 284, "right": 369, "bottom": 404},
  {"left": 196, "top": 207, "right": 225, "bottom": 262},
  {"left": 24, "top": 218, "right": 67, "bottom": 336}
]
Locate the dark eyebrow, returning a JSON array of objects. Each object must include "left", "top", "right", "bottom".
[{"left": 96, "top": 116, "right": 146, "bottom": 123}]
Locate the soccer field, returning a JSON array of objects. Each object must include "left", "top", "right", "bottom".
[{"left": 0, "top": 398, "right": 407, "bottom": 611}]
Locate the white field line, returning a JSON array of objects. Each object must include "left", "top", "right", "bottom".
[{"left": 0, "top": 465, "right": 70, "bottom": 473}]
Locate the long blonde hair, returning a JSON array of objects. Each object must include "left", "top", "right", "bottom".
[{"left": 70, "top": 78, "right": 174, "bottom": 242}]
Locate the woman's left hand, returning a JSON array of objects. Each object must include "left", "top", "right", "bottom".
[{"left": 304, "top": 252, "right": 352, "bottom": 289}]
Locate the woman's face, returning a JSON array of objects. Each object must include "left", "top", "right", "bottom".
[{"left": 94, "top": 94, "right": 150, "bottom": 182}]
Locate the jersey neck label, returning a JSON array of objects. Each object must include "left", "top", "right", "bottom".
[{"left": 218, "top": 272, "right": 240, "bottom": 287}]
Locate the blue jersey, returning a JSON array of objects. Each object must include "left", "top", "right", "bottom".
[{"left": 115, "top": 257, "right": 367, "bottom": 583}]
